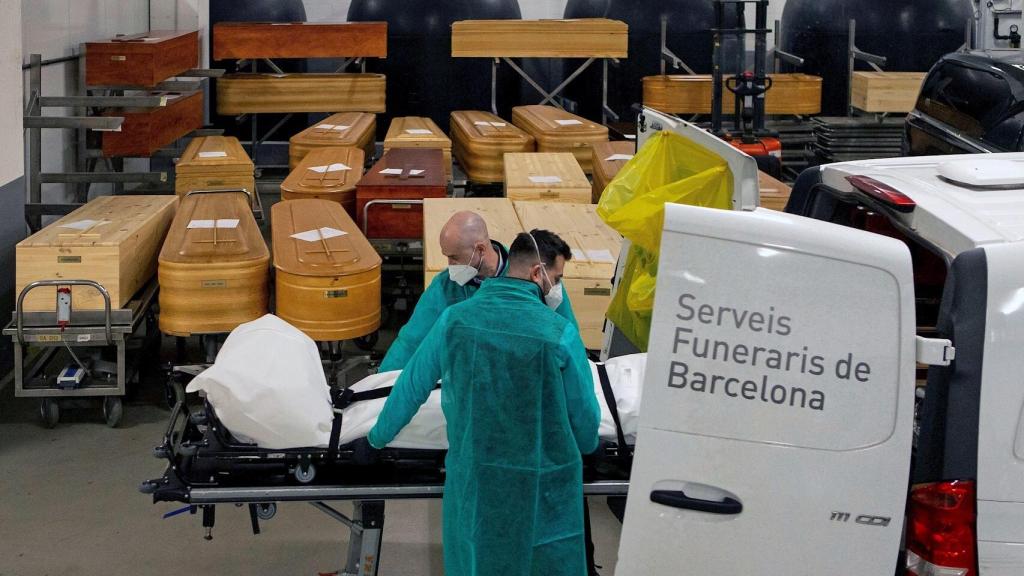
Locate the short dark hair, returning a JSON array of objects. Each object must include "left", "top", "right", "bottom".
[{"left": 509, "top": 229, "right": 572, "bottom": 268}]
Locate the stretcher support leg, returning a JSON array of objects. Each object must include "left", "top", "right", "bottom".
[{"left": 342, "top": 500, "right": 385, "bottom": 576}]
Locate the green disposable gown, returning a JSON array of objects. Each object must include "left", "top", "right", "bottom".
[{"left": 368, "top": 277, "right": 601, "bottom": 576}]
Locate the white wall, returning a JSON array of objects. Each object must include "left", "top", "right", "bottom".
[{"left": 1, "top": 0, "right": 23, "bottom": 186}]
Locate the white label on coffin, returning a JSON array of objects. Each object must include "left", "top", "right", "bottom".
[
  {"left": 60, "top": 219, "right": 109, "bottom": 231},
  {"left": 291, "top": 227, "right": 348, "bottom": 242},
  {"left": 198, "top": 151, "right": 228, "bottom": 158},
  {"left": 606, "top": 154, "right": 634, "bottom": 162},
  {"left": 188, "top": 219, "right": 240, "bottom": 229},
  {"left": 571, "top": 248, "right": 586, "bottom": 260},
  {"left": 405, "top": 129, "right": 433, "bottom": 135},
  {"left": 529, "top": 175, "right": 562, "bottom": 184},
  {"left": 556, "top": 119, "right": 584, "bottom": 126},
  {"left": 585, "top": 249, "right": 616, "bottom": 263},
  {"left": 379, "top": 168, "right": 404, "bottom": 175},
  {"left": 308, "top": 163, "right": 351, "bottom": 173},
  {"left": 316, "top": 124, "right": 351, "bottom": 131},
  {"left": 474, "top": 121, "right": 507, "bottom": 127},
  {"left": 409, "top": 169, "right": 425, "bottom": 176}
]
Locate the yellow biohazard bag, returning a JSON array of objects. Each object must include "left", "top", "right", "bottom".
[{"left": 597, "top": 130, "right": 733, "bottom": 350}]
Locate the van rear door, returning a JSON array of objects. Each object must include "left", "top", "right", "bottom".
[{"left": 616, "top": 204, "right": 917, "bottom": 574}]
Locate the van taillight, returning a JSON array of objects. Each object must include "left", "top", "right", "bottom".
[
  {"left": 905, "top": 480, "right": 977, "bottom": 576},
  {"left": 846, "top": 175, "right": 917, "bottom": 213}
]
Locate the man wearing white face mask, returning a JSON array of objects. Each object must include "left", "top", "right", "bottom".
[{"left": 379, "top": 212, "right": 579, "bottom": 372}]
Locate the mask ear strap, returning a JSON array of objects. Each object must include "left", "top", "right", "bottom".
[{"left": 528, "top": 232, "right": 553, "bottom": 290}]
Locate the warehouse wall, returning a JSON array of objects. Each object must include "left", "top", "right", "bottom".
[{"left": 1, "top": 1, "right": 23, "bottom": 371}]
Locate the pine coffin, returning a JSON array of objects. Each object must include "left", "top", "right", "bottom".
[
  {"left": 175, "top": 136, "right": 255, "bottom": 198},
  {"left": 504, "top": 152, "right": 591, "bottom": 203},
  {"left": 289, "top": 112, "right": 376, "bottom": 170},
  {"left": 422, "top": 197, "right": 524, "bottom": 287},
  {"left": 101, "top": 91, "right": 203, "bottom": 158},
  {"left": 212, "top": 22, "right": 387, "bottom": 60},
  {"left": 642, "top": 73, "right": 823, "bottom": 115},
  {"left": 851, "top": 72, "right": 927, "bottom": 113},
  {"left": 513, "top": 201, "right": 622, "bottom": 350},
  {"left": 450, "top": 110, "right": 535, "bottom": 184},
  {"left": 511, "top": 105, "right": 608, "bottom": 173},
  {"left": 758, "top": 171, "right": 793, "bottom": 212},
  {"left": 356, "top": 149, "right": 448, "bottom": 239},
  {"left": 383, "top": 117, "right": 453, "bottom": 181},
  {"left": 451, "top": 19, "right": 628, "bottom": 58},
  {"left": 280, "top": 147, "right": 365, "bottom": 217},
  {"left": 591, "top": 141, "right": 636, "bottom": 203},
  {"left": 158, "top": 191, "right": 269, "bottom": 336},
  {"left": 216, "top": 73, "right": 387, "bottom": 114},
  {"left": 85, "top": 30, "right": 199, "bottom": 88},
  {"left": 272, "top": 199, "right": 382, "bottom": 342},
  {"left": 15, "top": 195, "right": 178, "bottom": 312}
]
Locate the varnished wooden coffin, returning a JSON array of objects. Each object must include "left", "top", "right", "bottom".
[
  {"left": 591, "top": 141, "right": 635, "bottom": 203},
  {"left": 85, "top": 30, "right": 199, "bottom": 88},
  {"left": 212, "top": 22, "right": 387, "bottom": 60},
  {"left": 280, "top": 147, "right": 365, "bottom": 217},
  {"left": 289, "top": 112, "right": 376, "bottom": 170},
  {"left": 175, "top": 136, "right": 255, "bottom": 198},
  {"left": 450, "top": 110, "right": 535, "bottom": 184},
  {"left": 511, "top": 106, "right": 608, "bottom": 174},
  {"left": 642, "top": 73, "right": 823, "bottom": 115},
  {"left": 102, "top": 91, "right": 203, "bottom": 158},
  {"left": 158, "top": 191, "right": 269, "bottom": 336},
  {"left": 422, "top": 197, "right": 524, "bottom": 288},
  {"left": 16, "top": 195, "right": 177, "bottom": 312},
  {"left": 758, "top": 171, "right": 792, "bottom": 212},
  {"left": 504, "top": 152, "right": 591, "bottom": 203},
  {"left": 514, "top": 201, "right": 622, "bottom": 349},
  {"left": 217, "top": 73, "right": 387, "bottom": 115},
  {"left": 383, "top": 117, "right": 453, "bottom": 181},
  {"left": 851, "top": 72, "right": 926, "bottom": 113},
  {"left": 451, "top": 19, "right": 628, "bottom": 58},
  {"left": 272, "top": 199, "right": 382, "bottom": 342},
  {"left": 356, "top": 149, "right": 448, "bottom": 239}
]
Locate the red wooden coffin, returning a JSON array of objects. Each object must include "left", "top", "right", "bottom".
[{"left": 355, "top": 149, "right": 447, "bottom": 239}]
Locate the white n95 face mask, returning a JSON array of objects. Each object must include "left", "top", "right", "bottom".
[
  {"left": 448, "top": 249, "right": 481, "bottom": 287},
  {"left": 544, "top": 281, "right": 563, "bottom": 311}
]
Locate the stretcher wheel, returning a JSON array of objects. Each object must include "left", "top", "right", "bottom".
[
  {"left": 354, "top": 332, "right": 378, "bottom": 352},
  {"left": 103, "top": 396, "right": 124, "bottom": 428},
  {"left": 294, "top": 463, "right": 316, "bottom": 484},
  {"left": 165, "top": 378, "right": 186, "bottom": 410},
  {"left": 255, "top": 503, "right": 277, "bottom": 520},
  {"left": 39, "top": 399, "right": 60, "bottom": 429}
]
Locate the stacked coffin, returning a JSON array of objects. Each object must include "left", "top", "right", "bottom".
[
  {"left": 280, "top": 147, "right": 365, "bottom": 217},
  {"left": 503, "top": 152, "right": 591, "bottom": 203},
  {"left": 757, "top": 171, "right": 793, "bottom": 212},
  {"left": 288, "top": 112, "right": 376, "bottom": 170},
  {"left": 450, "top": 110, "right": 535, "bottom": 184},
  {"left": 850, "top": 72, "right": 926, "bottom": 114},
  {"left": 383, "top": 117, "right": 453, "bottom": 181},
  {"left": 101, "top": 92, "right": 203, "bottom": 158},
  {"left": 642, "top": 73, "right": 823, "bottom": 116},
  {"left": 422, "top": 197, "right": 524, "bottom": 288},
  {"left": 175, "top": 136, "right": 256, "bottom": 199},
  {"left": 590, "top": 141, "right": 635, "bottom": 203},
  {"left": 511, "top": 105, "right": 608, "bottom": 174},
  {"left": 451, "top": 19, "right": 628, "bottom": 59}
]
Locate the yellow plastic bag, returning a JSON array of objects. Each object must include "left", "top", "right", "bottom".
[{"left": 597, "top": 130, "right": 733, "bottom": 350}]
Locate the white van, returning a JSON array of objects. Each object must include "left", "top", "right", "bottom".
[{"left": 614, "top": 109, "right": 1024, "bottom": 575}]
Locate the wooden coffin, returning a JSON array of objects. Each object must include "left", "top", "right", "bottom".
[
  {"left": 289, "top": 112, "right": 376, "bottom": 170},
  {"left": 591, "top": 141, "right": 635, "bottom": 203},
  {"left": 158, "top": 191, "right": 269, "bottom": 336},
  {"left": 272, "top": 199, "right": 382, "bottom": 342},
  {"left": 175, "top": 136, "right": 255, "bottom": 198},
  {"left": 280, "top": 147, "right": 366, "bottom": 217},
  {"left": 217, "top": 73, "right": 387, "bottom": 115},
  {"left": 383, "top": 117, "right": 453, "bottom": 181},
  {"left": 451, "top": 19, "right": 628, "bottom": 58},
  {"left": 450, "top": 110, "right": 535, "bottom": 184},
  {"left": 511, "top": 105, "right": 608, "bottom": 173},
  {"left": 642, "top": 73, "right": 823, "bottom": 115},
  {"left": 504, "top": 152, "right": 591, "bottom": 203},
  {"left": 758, "top": 171, "right": 792, "bottom": 212},
  {"left": 851, "top": 72, "right": 926, "bottom": 113},
  {"left": 513, "top": 201, "right": 622, "bottom": 349},
  {"left": 101, "top": 91, "right": 203, "bottom": 158},
  {"left": 85, "top": 30, "right": 199, "bottom": 88},
  {"left": 422, "top": 197, "right": 524, "bottom": 287},
  {"left": 16, "top": 195, "right": 177, "bottom": 312},
  {"left": 356, "top": 149, "right": 448, "bottom": 239},
  {"left": 212, "top": 22, "right": 387, "bottom": 60}
]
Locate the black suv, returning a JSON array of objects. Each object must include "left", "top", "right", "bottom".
[{"left": 905, "top": 51, "right": 1024, "bottom": 155}]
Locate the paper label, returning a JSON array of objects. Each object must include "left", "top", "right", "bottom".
[
  {"left": 409, "top": 169, "right": 425, "bottom": 176},
  {"left": 76, "top": 334, "right": 92, "bottom": 343},
  {"left": 188, "top": 219, "right": 239, "bottom": 229},
  {"left": 308, "top": 163, "right": 351, "bottom": 173},
  {"left": 379, "top": 168, "right": 404, "bottom": 175},
  {"left": 198, "top": 151, "right": 228, "bottom": 158},
  {"left": 556, "top": 119, "right": 584, "bottom": 126},
  {"left": 59, "top": 219, "right": 108, "bottom": 231},
  {"left": 571, "top": 248, "right": 586, "bottom": 260},
  {"left": 605, "top": 154, "right": 634, "bottom": 162},
  {"left": 316, "top": 124, "right": 351, "bottom": 131},
  {"left": 586, "top": 249, "right": 616, "bottom": 263},
  {"left": 291, "top": 227, "right": 348, "bottom": 242},
  {"left": 405, "top": 128, "right": 433, "bottom": 135},
  {"left": 474, "top": 121, "right": 507, "bottom": 127},
  {"left": 625, "top": 134, "right": 637, "bottom": 140},
  {"left": 529, "top": 175, "right": 562, "bottom": 184}
]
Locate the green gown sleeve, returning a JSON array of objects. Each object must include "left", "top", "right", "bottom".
[
  {"left": 379, "top": 273, "right": 451, "bottom": 372},
  {"left": 559, "top": 321, "right": 601, "bottom": 455},
  {"left": 368, "top": 309, "right": 449, "bottom": 448}
]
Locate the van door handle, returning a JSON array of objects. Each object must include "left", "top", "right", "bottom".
[{"left": 650, "top": 490, "right": 743, "bottom": 515}]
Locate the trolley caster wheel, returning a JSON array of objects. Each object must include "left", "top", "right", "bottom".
[
  {"left": 103, "top": 396, "right": 124, "bottom": 428},
  {"left": 39, "top": 399, "right": 60, "bottom": 429},
  {"left": 355, "top": 332, "right": 379, "bottom": 352},
  {"left": 165, "top": 379, "right": 186, "bottom": 409},
  {"left": 294, "top": 463, "right": 316, "bottom": 484},
  {"left": 256, "top": 503, "right": 277, "bottom": 520}
]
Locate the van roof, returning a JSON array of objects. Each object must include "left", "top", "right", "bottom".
[{"left": 820, "top": 153, "right": 1024, "bottom": 255}]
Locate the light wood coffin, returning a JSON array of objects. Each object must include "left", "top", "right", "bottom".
[
  {"left": 450, "top": 110, "right": 535, "bottom": 184},
  {"left": 15, "top": 195, "right": 178, "bottom": 312},
  {"left": 175, "top": 136, "right": 255, "bottom": 198},
  {"left": 642, "top": 73, "right": 823, "bottom": 115},
  {"left": 591, "top": 141, "right": 635, "bottom": 203},
  {"left": 85, "top": 30, "right": 199, "bottom": 88},
  {"left": 851, "top": 71, "right": 926, "bottom": 113},
  {"left": 158, "top": 191, "right": 269, "bottom": 336},
  {"left": 101, "top": 91, "right": 203, "bottom": 158},
  {"left": 217, "top": 73, "right": 387, "bottom": 115},
  {"left": 280, "top": 147, "right": 366, "bottom": 216},
  {"left": 272, "top": 199, "right": 382, "bottom": 342},
  {"left": 212, "top": 22, "right": 387, "bottom": 60},
  {"left": 511, "top": 105, "right": 608, "bottom": 173},
  {"left": 422, "top": 197, "right": 524, "bottom": 287},
  {"left": 758, "top": 171, "right": 793, "bottom": 212},
  {"left": 288, "top": 112, "right": 376, "bottom": 170},
  {"left": 513, "top": 201, "right": 622, "bottom": 349},
  {"left": 383, "top": 117, "right": 453, "bottom": 181},
  {"left": 504, "top": 152, "right": 591, "bottom": 203},
  {"left": 451, "top": 19, "right": 628, "bottom": 58}
]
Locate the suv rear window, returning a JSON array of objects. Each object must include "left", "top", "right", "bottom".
[{"left": 917, "top": 61, "right": 1016, "bottom": 140}]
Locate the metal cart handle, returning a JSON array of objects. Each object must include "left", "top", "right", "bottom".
[
  {"left": 16, "top": 279, "right": 112, "bottom": 345},
  {"left": 361, "top": 199, "right": 425, "bottom": 236}
]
